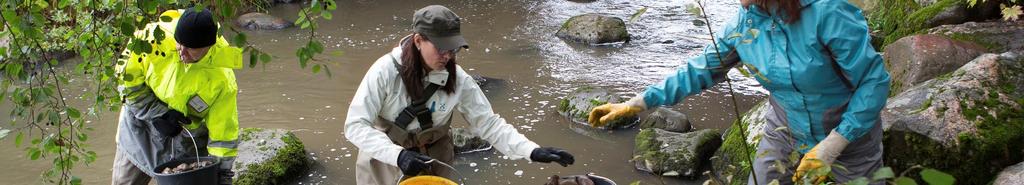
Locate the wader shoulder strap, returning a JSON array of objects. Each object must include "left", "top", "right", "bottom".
[
  {"left": 820, "top": 39, "right": 855, "bottom": 92},
  {"left": 390, "top": 52, "right": 442, "bottom": 131}
]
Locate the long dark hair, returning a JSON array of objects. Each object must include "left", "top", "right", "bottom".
[
  {"left": 399, "top": 34, "right": 457, "bottom": 100},
  {"left": 744, "top": 0, "right": 803, "bottom": 24}
]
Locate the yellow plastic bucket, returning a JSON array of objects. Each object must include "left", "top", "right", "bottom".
[{"left": 398, "top": 175, "right": 459, "bottom": 185}]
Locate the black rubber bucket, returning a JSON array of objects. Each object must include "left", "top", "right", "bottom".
[{"left": 153, "top": 156, "right": 221, "bottom": 185}]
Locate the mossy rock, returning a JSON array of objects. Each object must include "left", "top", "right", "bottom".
[
  {"left": 881, "top": 52, "right": 1024, "bottom": 184},
  {"left": 556, "top": 86, "right": 636, "bottom": 129},
  {"left": 882, "top": 34, "right": 986, "bottom": 96},
  {"left": 928, "top": 20, "right": 1024, "bottom": 53},
  {"left": 555, "top": 13, "right": 629, "bottom": 44},
  {"left": 452, "top": 127, "right": 491, "bottom": 154},
  {"left": 233, "top": 128, "right": 311, "bottom": 185},
  {"left": 633, "top": 128, "right": 722, "bottom": 178},
  {"left": 709, "top": 100, "right": 770, "bottom": 185}
]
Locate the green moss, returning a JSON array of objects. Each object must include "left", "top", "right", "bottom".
[
  {"left": 712, "top": 120, "right": 756, "bottom": 185},
  {"left": 558, "top": 98, "right": 570, "bottom": 112},
  {"left": 868, "top": 0, "right": 920, "bottom": 49},
  {"left": 234, "top": 131, "right": 311, "bottom": 185}
]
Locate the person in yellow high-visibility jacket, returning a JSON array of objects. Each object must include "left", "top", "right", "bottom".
[{"left": 112, "top": 8, "right": 241, "bottom": 185}]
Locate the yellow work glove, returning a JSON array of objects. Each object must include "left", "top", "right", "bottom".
[
  {"left": 793, "top": 130, "right": 850, "bottom": 184},
  {"left": 587, "top": 97, "right": 646, "bottom": 127}
]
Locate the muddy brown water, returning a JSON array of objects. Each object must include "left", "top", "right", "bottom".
[{"left": 0, "top": 0, "right": 767, "bottom": 184}]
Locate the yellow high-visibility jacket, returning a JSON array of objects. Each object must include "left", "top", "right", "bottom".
[{"left": 115, "top": 10, "right": 241, "bottom": 174}]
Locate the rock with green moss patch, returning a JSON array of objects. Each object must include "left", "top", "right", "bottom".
[
  {"left": 451, "top": 127, "right": 491, "bottom": 154},
  {"left": 556, "top": 86, "right": 636, "bottom": 128},
  {"left": 881, "top": 52, "right": 1024, "bottom": 184},
  {"left": 708, "top": 100, "right": 769, "bottom": 185},
  {"left": 639, "top": 107, "right": 692, "bottom": 133},
  {"left": 633, "top": 128, "right": 721, "bottom": 178},
  {"left": 928, "top": 20, "right": 1024, "bottom": 53},
  {"left": 233, "top": 128, "right": 311, "bottom": 185},
  {"left": 555, "top": 14, "right": 629, "bottom": 44},
  {"left": 883, "top": 34, "right": 986, "bottom": 95}
]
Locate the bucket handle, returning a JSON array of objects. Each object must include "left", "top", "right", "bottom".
[{"left": 396, "top": 159, "right": 466, "bottom": 185}]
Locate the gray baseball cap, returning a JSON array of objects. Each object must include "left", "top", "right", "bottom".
[{"left": 413, "top": 5, "right": 469, "bottom": 51}]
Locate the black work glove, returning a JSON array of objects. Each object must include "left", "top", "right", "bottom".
[
  {"left": 397, "top": 150, "right": 433, "bottom": 176},
  {"left": 530, "top": 147, "right": 575, "bottom": 167},
  {"left": 218, "top": 169, "right": 234, "bottom": 185},
  {"left": 151, "top": 109, "right": 189, "bottom": 137}
]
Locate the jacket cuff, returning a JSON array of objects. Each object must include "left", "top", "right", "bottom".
[
  {"left": 626, "top": 96, "right": 648, "bottom": 110},
  {"left": 380, "top": 146, "right": 405, "bottom": 167},
  {"left": 518, "top": 142, "right": 541, "bottom": 161},
  {"left": 816, "top": 130, "right": 850, "bottom": 165}
]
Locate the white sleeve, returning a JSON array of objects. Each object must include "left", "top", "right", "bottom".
[
  {"left": 457, "top": 75, "right": 540, "bottom": 160},
  {"left": 344, "top": 61, "right": 404, "bottom": 166}
]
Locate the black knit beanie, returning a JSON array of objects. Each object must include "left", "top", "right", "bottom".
[{"left": 175, "top": 8, "right": 217, "bottom": 48}]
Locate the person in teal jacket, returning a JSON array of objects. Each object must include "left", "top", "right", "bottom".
[{"left": 588, "top": 0, "right": 890, "bottom": 184}]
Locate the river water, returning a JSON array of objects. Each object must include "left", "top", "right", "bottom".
[{"left": 0, "top": 0, "right": 767, "bottom": 184}]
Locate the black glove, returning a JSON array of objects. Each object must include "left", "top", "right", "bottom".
[
  {"left": 218, "top": 169, "right": 234, "bottom": 185},
  {"left": 397, "top": 150, "right": 433, "bottom": 176},
  {"left": 152, "top": 109, "right": 189, "bottom": 137},
  {"left": 531, "top": 147, "right": 575, "bottom": 167}
]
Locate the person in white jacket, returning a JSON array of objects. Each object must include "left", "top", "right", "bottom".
[{"left": 345, "top": 5, "right": 575, "bottom": 184}]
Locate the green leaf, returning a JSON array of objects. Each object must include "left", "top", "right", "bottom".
[
  {"left": 920, "top": 168, "right": 954, "bottom": 185},
  {"left": 15, "top": 132, "right": 24, "bottom": 148},
  {"left": 232, "top": 33, "right": 247, "bottom": 47},
  {"left": 326, "top": 0, "right": 337, "bottom": 10},
  {"left": 70, "top": 176, "right": 81, "bottom": 185},
  {"left": 77, "top": 132, "right": 88, "bottom": 142},
  {"left": 67, "top": 107, "right": 81, "bottom": 119},
  {"left": 872, "top": 167, "right": 894, "bottom": 180},
  {"left": 321, "top": 10, "right": 333, "bottom": 20},
  {"left": 309, "top": 40, "right": 324, "bottom": 53},
  {"left": 260, "top": 53, "right": 271, "bottom": 63},
  {"left": 312, "top": 64, "right": 321, "bottom": 73},
  {"left": 119, "top": 19, "right": 134, "bottom": 34},
  {"left": 29, "top": 148, "right": 41, "bottom": 160},
  {"left": 628, "top": 7, "right": 648, "bottom": 23},
  {"left": 248, "top": 51, "right": 258, "bottom": 68},
  {"left": 893, "top": 177, "right": 918, "bottom": 185},
  {"left": 153, "top": 27, "right": 165, "bottom": 42},
  {"left": 160, "top": 15, "right": 173, "bottom": 22},
  {"left": 846, "top": 177, "right": 869, "bottom": 185},
  {"left": 1003, "top": 5, "right": 1022, "bottom": 21}
]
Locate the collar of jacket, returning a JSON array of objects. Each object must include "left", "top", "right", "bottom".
[
  {"left": 390, "top": 42, "right": 450, "bottom": 86},
  {"left": 189, "top": 42, "right": 243, "bottom": 69},
  {"left": 745, "top": 0, "right": 820, "bottom": 18}
]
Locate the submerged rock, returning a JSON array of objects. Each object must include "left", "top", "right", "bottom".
[
  {"left": 994, "top": 162, "right": 1024, "bottom": 185},
  {"left": 234, "top": 128, "right": 311, "bottom": 185},
  {"left": 639, "top": 107, "right": 692, "bottom": 133},
  {"left": 929, "top": 20, "right": 1024, "bottom": 53},
  {"left": 236, "top": 12, "right": 294, "bottom": 30},
  {"left": 882, "top": 52, "right": 1024, "bottom": 184},
  {"left": 556, "top": 87, "right": 636, "bottom": 128},
  {"left": 884, "top": 34, "right": 986, "bottom": 95},
  {"left": 555, "top": 14, "right": 629, "bottom": 44},
  {"left": 633, "top": 128, "right": 721, "bottom": 178},
  {"left": 451, "top": 128, "right": 491, "bottom": 154},
  {"left": 709, "top": 100, "right": 769, "bottom": 185}
]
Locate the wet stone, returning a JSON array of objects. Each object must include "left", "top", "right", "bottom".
[
  {"left": 452, "top": 128, "right": 492, "bottom": 154},
  {"left": 236, "top": 12, "right": 294, "bottom": 30},
  {"left": 555, "top": 14, "right": 630, "bottom": 44},
  {"left": 633, "top": 128, "right": 722, "bottom": 178},
  {"left": 233, "top": 128, "right": 311, "bottom": 185},
  {"left": 640, "top": 107, "right": 692, "bottom": 133},
  {"left": 556, "top": 86, "right": 636, "bottom": 129}
]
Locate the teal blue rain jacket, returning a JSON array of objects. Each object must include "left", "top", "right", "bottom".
[{"left": 641, "top": 0, "right": 890, "bottom": 153}]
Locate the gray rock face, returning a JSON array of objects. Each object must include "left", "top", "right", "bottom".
[
  {"left": 923, "top": 2, "right": 968, "bottom": 28},
  {"left": 633, "top": 129, "right": 722, "bottom": 178},
  {"left": 994, "top": 162, "right": 1024, "bottom": 185},
  {"left": 555, "top": 14, "right": 629, "bottom": 44},
  {"left": 236, "top": 12, "right": 294, "bottom": 30},
  {"left": 882, "top": 52, "right": 1023, "bottom": 146},
  {"left": 882, "top": 52, "right": 1024, "bottom": 183},
  {"left": 451, "top": 128, "right": 491, "bottom": 154},
  {"left": 640, "top": 107, "right": 692, "bottom": 133},
  {"left": 234, "top": 128, "right": 311, "bottom": 185},
  {"left": 556, "top": 87, "right": 635, "bottom": 128},
  {"left": 884, "top": 34, "right": 987, "bottom": 95},
  {"left": 929, "top": 21, "right": 1024, "bottom": 53}
]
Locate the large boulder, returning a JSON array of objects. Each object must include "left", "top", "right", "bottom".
[
  {"left": 882, "top": 52, "right": 1024, "bottom": 185},
  {"left": 633, "top": 128, "right": 722, "bottom": 178},
  {"left": 555, "top": 14, "right": 629, "bottom": 44},
  {"left": 233, "top": 128, "right": 311, "bottom": 185},
  {"left": 236, "top": 12, "right": 294, "bottom": 30},
  {"left": 451, "top": 128, "right": 491, "bottom": 154},
  {"left": 994, "top": 162, "right": 1024, "bottom": 185},
  {"left": 883, "top": 34, "right": 987, "bottom": 95},
  {"left": 557, "top": 87, "right": 636, "bottom": 128},
  {"left": 639, "top": 107, "right": 692, "bottom": 133},
  {"left": 995, "top": 161, "right": 1024, "bottom": 185},
  {"left": 709, "top": 100, "right": 770, "bottom": 185},
  {"left": 929, "top": 20, "right": 1024, "bottom": 53}
]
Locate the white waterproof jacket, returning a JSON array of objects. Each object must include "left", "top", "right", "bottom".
[{"left": 344, "top": 46, "right": 540, "bottom": 167}]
